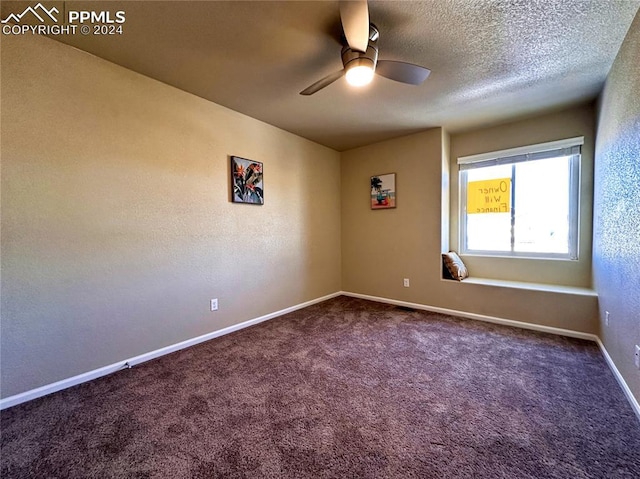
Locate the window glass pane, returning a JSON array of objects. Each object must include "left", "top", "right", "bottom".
[
  {"left": 467, "top": 213, "right": 511, "bottom": 251},
  {"left": 465, "top": 165, "right": 511, "bottom": 251},
  {"left": 467, "top": 164, "right": 511, "bottom": 182},
  {"left": 513, "top": 157, "right": 570, "bottom": 254}
]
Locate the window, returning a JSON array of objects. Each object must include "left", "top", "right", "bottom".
[{"left": 458, "top": 137, "right": 582, "bottom": 260}]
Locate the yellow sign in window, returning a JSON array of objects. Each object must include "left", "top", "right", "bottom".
[{"left": 467, "top": 178, "right": 511, "bottom": 214}]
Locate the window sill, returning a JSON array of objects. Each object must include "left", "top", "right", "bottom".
[
  {"left": 442, "top": 277, "right": 596, "bottom": 297},
  {"left": 460, "top": 252, "right": 578, "bottom": 262}
]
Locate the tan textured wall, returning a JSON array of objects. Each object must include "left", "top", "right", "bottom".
[
  {"left": 449, "top": 104, "right": 596, "bottom": 288},
  {"left": 594, "top": 12, "right": 640, "bottom": 403},
  {"left": 341, "top": 130, "right": 444, "bottom": 304},
  {"left": 341, "top": 129, "right": 598, "bottom": 334},
  {"left": 1, "top": 33, "right": 341, "bottom": 398}
]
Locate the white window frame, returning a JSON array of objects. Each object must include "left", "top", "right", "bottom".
[{"left": 458, "top": 137, "right": 583, "bottom": 260}]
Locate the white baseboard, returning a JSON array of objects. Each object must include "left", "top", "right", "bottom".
[
  {"left": 595, "top": 338, "right": 640, "bottom": 422},
  {"left": 342, "top": 291, "right": 598, "bottom": 341},
  {"left": 342, "top": 290, "right": 640, "bottom": 422},
  {"left": 0, "top": 292, "right": 341, "bottom": 410}
]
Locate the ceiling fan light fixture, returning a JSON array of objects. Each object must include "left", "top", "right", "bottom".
[{"left": 345, "top": 58, "right": 375, "bottom": 87}]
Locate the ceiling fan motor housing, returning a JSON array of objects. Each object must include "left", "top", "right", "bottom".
[
  {"left": 341, "top": 23, "right": 379, "bottom": 72},
  {"left": 341, "top": 43, "right": 378, "bottom": 72}
]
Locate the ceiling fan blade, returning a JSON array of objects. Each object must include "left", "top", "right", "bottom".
[
  {"left": 300, "top": 69, "right": 345, "bottom": 95},
  {"left": 376, "top": 60, "right": 431, "bottom": 85},
  {"left": 339, "top": 0, "right": 369, "bottom": 53}
]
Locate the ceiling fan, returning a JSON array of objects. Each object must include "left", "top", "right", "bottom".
[{"left": 300, "top": 0, "right": 431, "bottom": 95}]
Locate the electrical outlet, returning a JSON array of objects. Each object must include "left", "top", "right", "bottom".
[
  {"left": 605, "top": 311, "right": 610, "bottom": 326},
  {"left": 210, "top": 299, "right": 218, "bottom": 311},
  {"left": 403, "top": 278, "right": 410, "bottom": 287},
  {"left": 635, "top": 345, "right": 640, "bottom": 369}
]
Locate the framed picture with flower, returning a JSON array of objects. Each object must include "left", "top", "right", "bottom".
[
  {"left": 231, "top": 156, "right": 264, "bottom": 204},
  {"left": 370, "top": 173, "right": 396, "bottom": 209}
]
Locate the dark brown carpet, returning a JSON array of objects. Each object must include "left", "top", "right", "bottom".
[{"left": 1, "top": 296, "right": 639, "bottom": 478}]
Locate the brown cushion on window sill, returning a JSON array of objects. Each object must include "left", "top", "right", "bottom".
[{"left": 442, "top": 251, "right": 469, "bottom": 281}]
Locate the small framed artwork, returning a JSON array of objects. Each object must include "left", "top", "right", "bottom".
[
  {"left": 231, "top": 156, "right": 264, "bottom": 204},
  {"left": 370, "top": 173, "right": 396, "bottom": 209}
]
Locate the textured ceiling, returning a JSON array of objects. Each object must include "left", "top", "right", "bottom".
[{"left": 2, "top": 0, "right": 638, "bottom": 151}]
